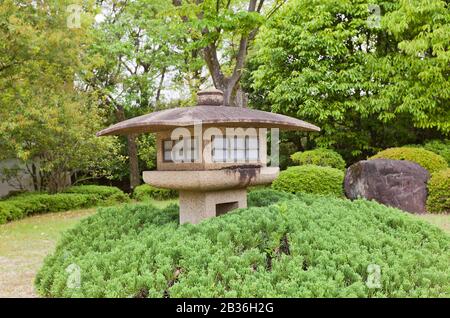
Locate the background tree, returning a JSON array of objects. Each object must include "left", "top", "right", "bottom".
[
  {"left": 81, "top": 0, "right": 176, "bottom": 190},
  {"left": 82, "top": 0, "right": 206, "bottom": 190},
  {"left": 246, "top": 0, "right": 449, "bottom": 162},
  {"left": 0, "top": 0, "right": 123, "bottom": 193},
  {"left": 171, "top": 0, "right": 287, "bottom": 106}
]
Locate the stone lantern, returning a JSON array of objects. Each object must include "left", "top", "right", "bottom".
[{"left": 97, "top": 88, "right": 319, "bottom": 224}]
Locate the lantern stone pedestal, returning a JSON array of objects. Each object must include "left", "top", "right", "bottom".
[
  {"left": 143, "top": 167, "right": 279, "bottom": 224},
  {"left": 179, "top": 189, "right": 247, "bottom": 224}
]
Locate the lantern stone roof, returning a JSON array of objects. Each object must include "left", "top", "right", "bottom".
[{"left": 97, "top": 89, "right": 320, "bottom": 136}]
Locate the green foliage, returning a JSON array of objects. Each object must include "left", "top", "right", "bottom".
[
  {"left": 35, "top": 196, "right": 450, "bottom": 297},
  {"left": 247, "top": 189, "right": 296, "bottom": 207},
  {"left": 0, "top": 186, "right": 129, "bottom": 224},
  {"left": 0, "top": 1, "right": 125, "bottom": 192},
  {"left": 133, "top": 184, "right": 178, "bottom": 201},
  {"left": 278, "top": 141, "right": 298, "bottom": 170},
  {"left": 0, "top": 202, "right": 21, "bottom": 224},
  {"left": 248, "top": 0, "right": 450, "bottom": 162},
  {"left": 64, "top": 185, "right": 130, "bottom": 205},
  {"left": 427, "top": 168, "right": 450, "bottom": 214},
  {"left": 370, "top": 147, "right": 448, "bottom": 174},
  {"left": 137, "top": 134, "right": 157, "bottom": 171},
  {"left": 272, "top": 165, "right": 344, "bottom": 197},
  {"left": 423, "top": 140, "right": 450, "bottom": 166},
  {"left": 291, "top": 149, "right": 346, "bottom": 171},
  {"left": 0, "top": 194, "right": 95, "bottom": 224}
]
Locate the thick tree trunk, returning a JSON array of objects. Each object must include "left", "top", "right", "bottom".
[
  {"left": 116, "top": 106, "right": 141, "bottom": 191},
  {"left": 222, "top": 83, "right": 234, "bottom": 107},
  {"left": 220, "top": 81, "right": 247, "bottom": 107},
  {"left": 127, "top": 133, "right": 140, "bottom": 190}
]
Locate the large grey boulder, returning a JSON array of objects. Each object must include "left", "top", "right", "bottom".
[{"left": 344, "top": 159, "right": 430, "bottom": 214}]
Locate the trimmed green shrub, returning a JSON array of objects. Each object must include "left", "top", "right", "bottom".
[
  {"left": 247, "top": 184, "right": 270, "bottom": 192},
  {"left": 0, "top": 202, "right": 21, "bottom": 224},
  {"left": 247, "top": 189, "right": 296, "bottom": 207},
  {"left": 423, "top": 140, "right": 450, "bottom": 166},
  {"left": 0, "top": 193, "right": 95, "bottom": 224},
  {"left": 427, "top": 168, "right": 450, "bottom": 213},
  {"left": 406, "top": 140, "right": 450, "bottom": 166},
  {"left": 133, "top": 184, "right": 177, "bottom": 201},
  {"left": 35, "top": 196, "right": 450, "bottom": 297},
  {"left": 291, "top": 148, "right": 346, "bottom": 171},
  {"left": 64, "top": 185, "right": 129, "bottom": 204},
  {"left": 370, "top": 147, "right": 447, "bottom": 174},
  {"left": 0, "top": 186, "right": 129, "bottom": 224},
  {"left": 0, "top": 190, "right": 31, "bottom": 200},
  {"left": 272, "top": 165, "right": 344, "bottom": 197}
]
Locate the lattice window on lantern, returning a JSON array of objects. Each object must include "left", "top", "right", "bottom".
[
  {"left": 211, "top": 134, "right": 259, "bottom": 163},
  {"left": 247, "top": 136, "right": 259, "bottom": 161},
  {"left": 163, "top": 137, "right": 199, "bottom": 163}
]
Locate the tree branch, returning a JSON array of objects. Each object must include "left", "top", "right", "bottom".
[
  {"left": 266, "top": 0, "right": 287, "bottom": 19},
  {"left": 256, "top": 0, "right": 265, "bottom": 13},
  {"left": 227, "top": 0, "right": 259, "bottom": 88},
  {"left": 203, "top": 44, "right": 225, "bottom": 88}
]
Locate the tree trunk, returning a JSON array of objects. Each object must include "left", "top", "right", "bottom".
[
  {"left": 221, "top": 81, "right": 247, "bottom": 107},
  {"left": 116, "top": 106, "right": 141, "bottom": 191},
  {"left": 127, "top": 133, "right": 140, "bottom": 190},
  {"left": 155, "top": 67, "right": 166, "bottom": 104},
  {"left": 222, "top": 82, "right": 234, "bottom": 106},
  {"left": 29, "top": 162, "right": 40, "bottom": 191}
]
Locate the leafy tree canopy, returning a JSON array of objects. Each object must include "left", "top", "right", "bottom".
[
  {"left": 248, "top": 0, "right": 449, "bottom": 161},
  {"left": 0, "top": 0, "right": 124, "bottom": 193}
]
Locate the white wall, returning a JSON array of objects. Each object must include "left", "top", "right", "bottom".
[{"left": 0, "top": 159, "right": 35, "bottom": 197}]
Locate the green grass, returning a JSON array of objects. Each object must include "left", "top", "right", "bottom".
[
  {"left": 0, "top": 199, "right": 176, "bottom": 298},
  {"left": 146, "top": 199, "right": 178, "bottom": 209},
  {"left": 0, "top": 208, "right": 95, "bottom": 298},
  {"left": 416, "top": 214, "right": 450, "bottom": 234}
]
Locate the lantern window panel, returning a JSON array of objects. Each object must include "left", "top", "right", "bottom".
[{"left": 163, "top": 137, "right": 199, "bottom": 163}]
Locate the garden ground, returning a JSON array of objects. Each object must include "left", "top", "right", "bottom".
[
  {"left": 0, "top": 201, "right": 448, "bottom": 298},
  {"left": 0, "top": 200, "right": 176, "bottom": 298}
]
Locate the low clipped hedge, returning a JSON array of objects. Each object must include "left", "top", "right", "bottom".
[
  {"left": 0, "top": 193, "right": 97, "bottom": 224},
  {"left": 291, "top": 148, "right": 346, "bottom": 171},
  {"left": 133, "top": 184, "right": 178, "bottom": 201},
  {"left": 272, "top": 165, "right": 344, "bottom": 197},
  {"left": 0, "top": 185, "right": 129, "bottom": 224},
  {"left": 35, "top": 195, "right": 450, "bottom": 297},
  {"left": 370, "top": 147, "right": 447, "bottom": 174},
  {"left": 427, "top": 168, "right": 450, "bottom": 213},
  {"left": 64, "top": 185, "right": 130, "bottom": 204}
]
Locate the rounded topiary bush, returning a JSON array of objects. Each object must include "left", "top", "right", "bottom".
[
  {"left": 370, "top": 147, "right": 447, "bottom": 174},
  {"left": 423, "top": 139, "right": 450, "bottom": 166},
  {"left": 427, "top": 168, "right": 450, "bottom": 213},
  {"left": 291, "top": 148, "right": 346, "bottom": 171},
  {"left": 406, "top": 140, "right": 450, "bottom": 166},
  {"left": 35, "top": 196, "right": 450, "bottom": 297},
  {"left": 272, "top": 165, "right": 344, "bottom": 197},
  {"left": 133, "top": 184, "right": 177, "bottom": 201}
]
